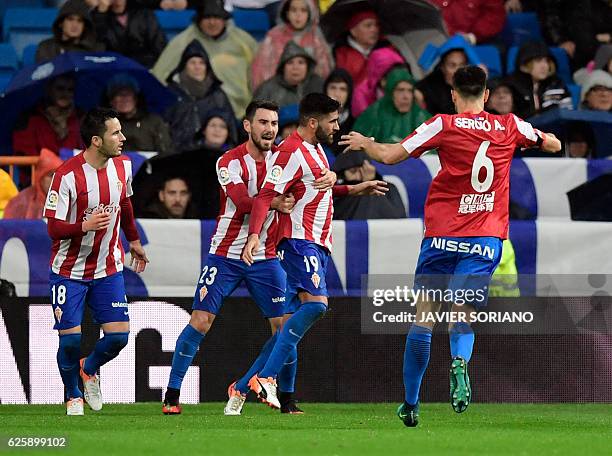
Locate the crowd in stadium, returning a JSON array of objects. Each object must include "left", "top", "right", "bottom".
[{"left": 0, "top": 0, "right": 610, "bottom": 222}]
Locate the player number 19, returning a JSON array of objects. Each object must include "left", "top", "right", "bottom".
[
  {"left": 51, "top": 284, "right": 66, "bottom": 305},
  {"left": 303, "top": 256, "right": 319, "bottom": 273},
  {"left": 471, "top": 140, "right": 493, "bottom": 193}
]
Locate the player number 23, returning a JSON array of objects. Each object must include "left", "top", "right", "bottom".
[
  {"left": 198, "top": 266, "right": 218, "bottom": 285},
  {"left": 471, "top": 140, "right": 493, "bottom": 193}
]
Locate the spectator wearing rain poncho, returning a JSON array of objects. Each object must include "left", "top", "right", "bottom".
[
  {"left": 353, "top": 68, "right": 430, "bottom": 143},
  {"left": 251, "top": 0, "right": 333, "bottom": 90}
]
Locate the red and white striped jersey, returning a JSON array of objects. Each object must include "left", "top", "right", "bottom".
[
  {"left": 401, "top": 111, "right": 544, "bottom": 239},
  {"left": 262, "top": 130, "right": 333, "bottom": 251},
  {"left": 44, "top": 153, "right": 133, "bottom": 280},
  {"left": 209, "top": 143, "right": 278, "bottom": 260}
]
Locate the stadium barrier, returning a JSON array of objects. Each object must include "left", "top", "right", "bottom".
[
  {"left": 1, "top": 219, "right": 612, "bottom": 297},
  {"left": 1, "top": 297, "right": 610, "bottom": 404}
]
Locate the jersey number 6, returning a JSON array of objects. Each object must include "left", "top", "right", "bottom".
[{"left": 471, "top": 140, "right": 493, "bottom": 193}]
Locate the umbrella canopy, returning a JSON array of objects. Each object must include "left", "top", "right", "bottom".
[
  {"left": 0, "top": 52, "right": 177, "bottom": 154},
  {"left": 320, "top": 0, "right": 446, "bottom": 45}
]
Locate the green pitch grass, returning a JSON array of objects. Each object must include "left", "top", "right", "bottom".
[{"left": 2, "top": 403, "right": 611, "bottom": 455}]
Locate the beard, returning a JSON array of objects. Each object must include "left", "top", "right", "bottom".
[
  {"left": 315, "top": 125, "right": 334, "bottom": 145},
  {"left": 251, "top": 132, "right": 274, "bottom": 152}
]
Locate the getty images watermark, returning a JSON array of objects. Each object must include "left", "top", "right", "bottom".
[{"left": 361, "top": 274, "right": 612, "bottom": 335}]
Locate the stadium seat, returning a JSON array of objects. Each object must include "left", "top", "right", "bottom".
[
  {"left": 232, "top": 8, "right": 270, "bottom": 41},
  {"left": 501, "top": 13, "right": 542, "bottom": 47},
  {"left": 549, "top": 47, "right": 572, "bottom": 86},
  {"left": 0, "top": 0, "right": 45, "bottom": 30},
  {"left": 474, "top": 45, "right": 503, "bottom": 78},
  {"left": 507, "top": 46, "right": 572, "bottom": 85},
  {"left": 0, "top": 43, "right": 18, "bottom": 92},
  {"left": 154, "top": 9, "right": 194, "bottom": 41},
  {"left": 567, "top": 83, "right": 581, "bottom": 109},
  {"left": 22, "top": 43, "right": 37, "bottom": 67},
  {"left": 3, "top": 8, "right": 56, "bottom": 58}
]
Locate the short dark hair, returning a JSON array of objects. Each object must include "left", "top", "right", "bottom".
[
  {"left": 298, "top": 93, "right": 340, "bottom": 126},
  {"left": 452, "top": 65, "right": 487, "bottom": 99},
  {"left": 162, "top": 175, "right": 190, "bottom": 191},
  {"left": 80, "top": 107, "right": 119, "bottom": 147},
  {"left": 244, "top": 99, "right": 280, "bottom": 122}
]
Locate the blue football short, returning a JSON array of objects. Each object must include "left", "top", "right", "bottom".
[
  {"left": 49, "top": 271, "right": 128, "bottom": 330},
  {"left": 414, "top": 236, "right": 503, "bottom": 309},
  {"left": 277, "top": 239, "right": 330, "bottom": 314},
  {"left": 192, "top": 254, "right": 286, "bottom": 318}
]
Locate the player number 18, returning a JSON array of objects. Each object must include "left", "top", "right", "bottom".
[
  {"left": 471, "top": 140, "right": 493, "bottom": 193},
  {"left": 51, "top": 284, "right": 66, "bottom": 305}
]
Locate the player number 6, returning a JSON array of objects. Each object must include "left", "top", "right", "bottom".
[{"left": 471, "top": 140, "right": 494, "bottom": 193}]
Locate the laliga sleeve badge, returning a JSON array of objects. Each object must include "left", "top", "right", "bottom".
[
  {"left": 199, "top": 286, "right": 208, "bottom": 302},
  {"left": 311, "top": 272, "right": 320, "bottom": 288},
  {"left": 45, "top": 190, "right": 59, "bottom": 210},
  {"left": 267, "top": 165, "right": 283, "bottom": 185},
  {"left": 54, "top": 307, "right": 63, "bottom": 323},
  {"left": 218, "top": 167, "right": 231, "bottom": 186}
]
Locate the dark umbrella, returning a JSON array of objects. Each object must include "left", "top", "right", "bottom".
[
  {"left": 320, "top": 0, "right": 446, "bottom": 45},
  {"left": 132, "top": 148, "right": 222, "bottom": 220},
  {"left": 0, "top": 51, "right": 177, "bottom": 153},
  {"left": 567, "top": 173, "right": 612, "bottom": 221}
]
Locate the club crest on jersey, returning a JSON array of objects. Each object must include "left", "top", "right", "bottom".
[
  {"left": 311, "top": 272, "right": 321, "bottom": 288},
  {"left": 199, "top": 286, "right": 208, "bottom": 301},
  {"left": 218, "top": 167, "right": 230, "bottom": 185},
  {"left": 45, "top": 190, "right": 59, "bottom": 210},
  {"left": 117, "top": 181, "right": 122, "bottom": 194},
  {"left": 54, "top": 307, "right": 63, "bottom": 323},
  {"left": 267, "top": 165, "right": 283, "bottom": 185}
]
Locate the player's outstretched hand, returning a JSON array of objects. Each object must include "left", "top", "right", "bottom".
[
  {"left": 348, "top": 180, "right": 389, "bottom": 196},
  {"left": 129, "top": 240, "right": 149, "bottom": 273},
  {"left": 313, "top": 168, "right": 337, "bottom": 191},
  {"left": 82, "top": 208, "right": 112, "bottom": 232},
  {"left": 338, "top": 131, "right": 371, "bottom": 153},
  {"left": 272, "top": 193, "right": 295, "bottom": 213},
  {"left": 242, "top": 234, "right": 260, "bottom": 266}
]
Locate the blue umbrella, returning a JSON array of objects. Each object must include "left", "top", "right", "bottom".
[{"left": 0, "top": 51, "right": 177, "bottom": 153}]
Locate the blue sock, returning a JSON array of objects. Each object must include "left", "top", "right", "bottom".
[
  {"left": 403, "top": 325, "right": 432, "bottom": 406},
  {"left": 260, "top": 302, "right": 326, "bottom": 379},
  {"left": 83, "top": 332, "right": 129, "bottom": 376},
  {"left": 449, "top": 322, "right": 475, "bottom": 362},
  {"left": 167, "top": 324, "right": 205, "bottom": 390},
  {"left": 278, "top": 345, "right": 297, "bottom": 393},
  {"left": 234, "top": 332, "right": 279, "bottom": 394},
  {"left": 57, "top": 334, "right": 82, "bottom": 401}
]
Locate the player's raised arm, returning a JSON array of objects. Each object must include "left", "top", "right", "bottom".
[
  {"left": 339, "top": 131, "right": 409, "bottom": 165},
  {"left": 511, "top": 114, "right": 562, "bottom": 154}
]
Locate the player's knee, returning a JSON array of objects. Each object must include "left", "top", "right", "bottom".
[
  {"left": 190, "top": 312, "right": 214, "bottom": 334},
  {"left": 105, "top": 332, "right": 130, "bottom": 355},
  {"left": 302, "top": 302, "right": 327, "bottom": 318},
  {"left": 58, "top": 333, "right": 81, "bottom": 358}
]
